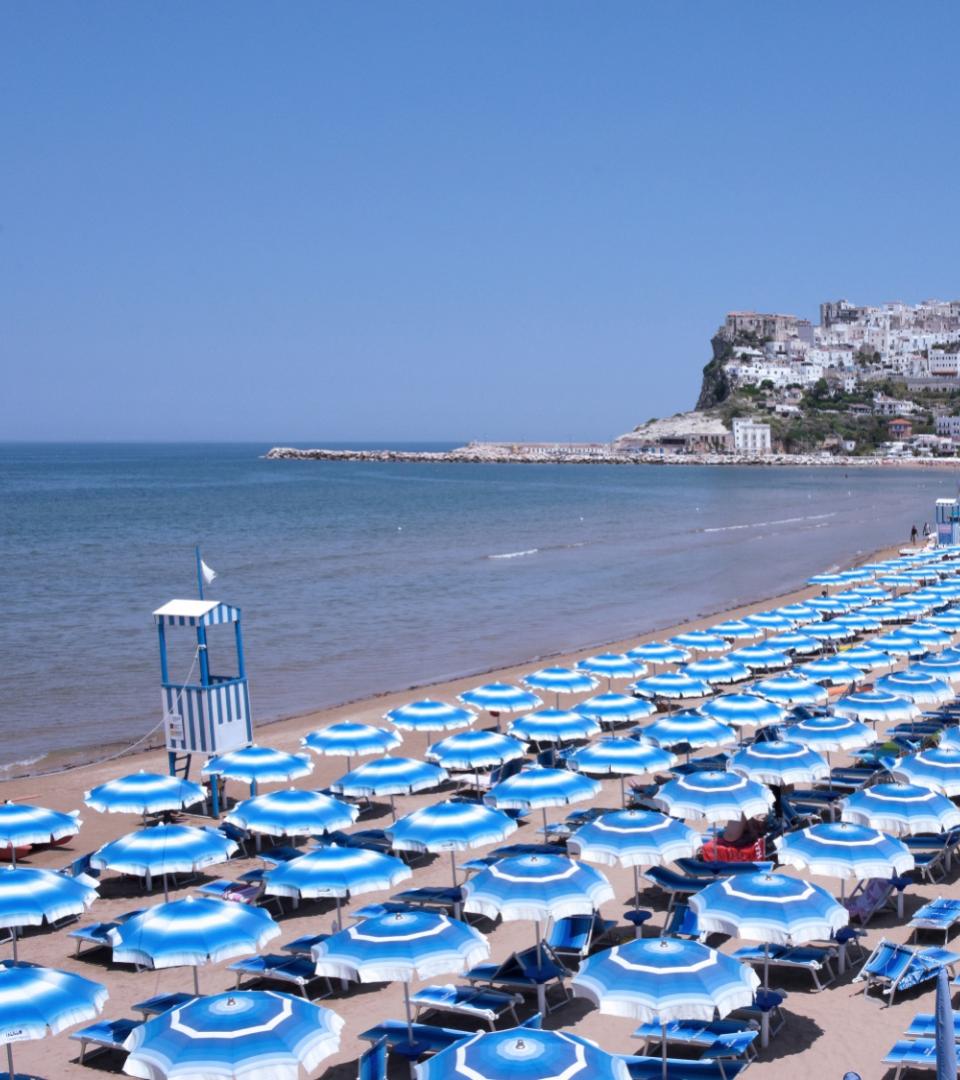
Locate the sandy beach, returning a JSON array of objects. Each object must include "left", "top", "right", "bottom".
[{"left": 0, "top": 540, "right": 946, "bottom": 1080}]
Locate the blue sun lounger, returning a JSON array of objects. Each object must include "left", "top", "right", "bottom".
[
  {"left": 410, "top": 984, "right": 522, "bottom": 1028},
  {"left": 69, "top": 908, "right": 146, "bottom": 958},
  {"left": 358, "top": 1020, "right": 475, "bottom": 1060},
  {"left": 358, "top": 1036, "right": 388, "bottom": 1080},
  {"left": 618, "top": 1054, "right": 749, "bottom": 1080},
  {"left": 910, "top": 897, "right": 960, "bottom": 944},
  {"left": 902, "top": 1010, "right": 960, "bottom": 1040},
  {"left": 661, "top": 903, "right": 703, "bottom": 941},
  {"left": 855, "top": 938, "right": 960, "bottom": 1005},
  {"left": 675, "top": 858, "right": 774, "bottom": 878},
  {"left": 464, "top": 944, "right": 572, "bottom": 1015},
  {"left": 883, "top": 1039, "right": 946, "bottom": 1079},
  {"left": 545, "top": 913, "right": 615, "bottom": 966},
  {"left": 633, "top": 1019, "right": 759, "bottom": 1059},
  {"left": 70, "top": 1017, "right": 141, "bottom": 1065},
  {"left": 131, "top": 992, "right": 195, "bottom": 1018},
  {"left": 732, "top": 944, "right": 837, "bottom": 991},
  {"left": 642, "top": 867, "right": 715, "bottom": 912},
  {"left": 228, "top": 953, "right": 333, "bottom": 998}
]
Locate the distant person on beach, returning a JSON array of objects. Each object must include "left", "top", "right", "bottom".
[
  {"left": 911, "top": 524, "right": 918, "bottom": 543},
  {"left": 923, "top": 521, "right": 930, "bottom": 536}
]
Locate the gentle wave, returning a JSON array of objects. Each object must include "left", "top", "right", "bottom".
[
  {"left": 0, "top": 754, "right": 46, "bottom": 774},
  {"left": 488, "top": 548, "right": 539, "bottom": 560},
  {"left": 701, "top": 512, "right": 836, "bottom": 534}
]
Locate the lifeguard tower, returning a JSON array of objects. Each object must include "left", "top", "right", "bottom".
[
  {"left": 935, "top": 498, "right": 960, "bottom": 546},
  {"left": 154, "top": 597, "right": 253, "bottom": 780}
]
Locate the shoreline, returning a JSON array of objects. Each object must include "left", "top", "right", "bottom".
[{"left": 2, "top": 539, "right": 892, "bottom": 784}]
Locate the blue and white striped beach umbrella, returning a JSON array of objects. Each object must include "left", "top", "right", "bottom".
[
  {"left": 888, "top": 598, "right": 935, "bottom": 618},
  {"left": 91, "top": 825, "right": 237, "bottom": 897},
  {"left": 805, "top": 622, "right": 858, "bottom": 643},
  {"left": 302, "top": 722, "right": 402, "bottom": 766},
  {"left": 836, "top": 644, "right": 893, "bottom": 671},
  {"left": 699, "top": 694, "right": 785, "bottom": 730},
  {"left": 776, "top": 603, "right": 823, "bottom": 623},
  {"left": 0, "top": 803, "right": 79, "bottom": 864},
  {"left": 522, "top": 667, "right": 598, "bottom": 703},
  {"left": 425, "top": 730, "right": 527, "bottom": 772},
  {"left": 484, "top": 766, "right": 600, "bottom": 813},
  {"left": 728, "top": 644, "right": 791, "bottom": 671},
  {"left": 225, "top": 788, "right": 358, "bottom": 837},
  {"left": 415, "top": 1027, "right": 629, "bottom": 1080},
  {"left": 926, "top": 613, "right": 960, "bottom": 632},
  {"left": 668, "top": 632, "right": 728, "bottom": 653},
  {"left": 807, "top": 596, "right": 854, "bottom": 614},
  {"left": 575, "top": 693, "right": 656, "bottom": 728},
  {"left": 808, "top": 572, "right": 847, "bottom": 588},
  {"left": 765, "top": 632, "right": 822, "bottom": 656},
  {"left": 940, "top": 728, "right": 960, "bottom": 751},
  {"left": 870, "top": 604, "right": 917, "bottom": 624},
  {"left": 384, "top": 700, "right": 477, "bottom": 733},
  {"left": 653, "top": 771, "right": 774, "bottom": 823},
  {"left": 744, "top": 612, "right": 796, "bottom": 632},
  {"left": 458, "top": 683, "right": 542, "bottom": 718},
  {"left": 640, "top": 712, "right": 736, "bottom": 752},
  {"left": 122, "top": 990, "right": 344, "bottom": 1080},
  {"left": 388, "top": 802, "right": 517, "bottom": 859},
  {"left": 876, "top": 670, "right": 954, "bottom": 705},
  {"left": 628, "top": 642, "right": 692, "bottom": 665},
  {"left": 709, "top": 619, "right": 764, "bottom": 641},
  {"left": 572, "top": 936, "right": 759, "bottom": 1023},
  {"left": 775, "top": 822, "right": 913, "bottom": 883},
  {"left": 842, "top": 783, "right": 960, "bottom": 837},
  {"left": 508, "top": 708, "right": 600, "bottom": 745},
  {"left": 577, "top": 653, "right": 648, "bottom": 684},
  {"left": 690, "top": 871, "right": 848, "bottom": 947},
  {"left": 331, "top": 756, "right": 448, "bottom": 799},
  {"left": 788, "top": 714, "right": 876, "bottom": 753},
  {"left": 108, "top": 896, "right": 280, "bottom": 993},
  {"left": 831, "top": 611, "right": 883, "bottom": 633},
  {"left": 796, "top": 658, "right": 865, "bottom": 687},
  {"left": 85, "top": 771, "right": 206, "bottom": 817},
  {"left": 729, "top": 740, "right": 829, "bottom": 787},
  {"left": 0, "top": 866, "right": 98, "bottom": 958},
  {"left": 0, "top": 962, "right": 107, "bottom": 1080},
  {"left": 630, "top": 672, "right": 714, "bottom": 701},
  {"left": 463, "top": 854, "right": 614, "bottom": 925},
  {"left": 900, "top": 623, "right": 953, "bottom": 650},
  {"left": 568, "top": 810, "right": 700, "bottom": 868},
  {"left": 832, "top": 689, "right": 919, "bottom": 725},
  {"left": 568, "top": 739, "right": 677, "bottom": 777},
  {"left": 264, "top": 845, "right": 411, "bottom": 920},
  {"left": 751, "top": 674, "right": 829, "bottom": 707},
  {"left": 892, "top": 749, "right": 960, "bottom": 796},
  {"left": 682, "top": 657, "right": 751, "bottom": 684},
  {"left": 202, "top": 746, "right": 313, "bottom": 787}
]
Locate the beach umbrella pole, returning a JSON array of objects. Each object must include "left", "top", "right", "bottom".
[
  {"left": 661, "top": 1023, "right": 668, "bottom": 1080},
  {"left": 403, "top": 982, "right": 415, "bottom": 1049},
  {"left": 335, "top": 894, "right": 342, "bottom": 932},
  {"left": 449, "top": 851, "right": 458, "bottom": 889},
  {"left": 535, "top": 919, "right": 543, "bottom": 970},
  {"left": 7, "top": 1042, "right": 15, "bottom": 1080},
  {"left": 620, "top": 775, "right": 627, "bottom": 809},
  {"left": 192, "top": 966, "right": 200, "bottom": 996},
  {"left": 763, "top": 942, "right": 770, "bottom": 989},
  {"left": 633, "top": 866, "right": 641, "bottom": 915},
  {"left": 10, "top": 926, "right": 17, "bottom": 962}
]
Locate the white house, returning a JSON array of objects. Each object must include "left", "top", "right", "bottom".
[{"left": 732, "top": 418, "right": 772, "bottom": 455}]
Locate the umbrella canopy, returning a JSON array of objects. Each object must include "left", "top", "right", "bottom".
[
  {"left": 869, "top": 633, "right": 930, "bottom": 659},
  {"left": 122, "top": 990, "right": 343, "bottom": 1080},
  {"left": 788, "top": 714, "right": 876, "bottom": 753},
  {"left": 388, "top": 802, "right": 517, "bottom": 854},
  {"left": 751, "top": 674, "right": 829, "bottom": 707},
  {"left": 630, "top": 673, "right": 714, "bottom": 701},
  {"left": 744, "top": 612, "right": 796, "bottom": 632},
  {"left": 728, "top": 645, "right": 791, "bottom": 671},
  {"left": 108, "top": 897, "right": 279, "bottom": 979},
  {"left": 331, "top": 757, "right": 447, "bottom": 798},
  {"left": 710, "top": 619, "right": 764, "bottom": 641},
  {"left": 653, "top": 771, "right": 773, "bottom": 823},
  {"left": 0, "top": 802, "right": 79, "bottom": 857},
  {"left": 900, "top": 623, "right": 953, "bottom": 649},
  {"left": 85, "top": 772, "right": 206, "bottom": 817},
  {"left": 830, "top": 612, "right": 883, "bottom": 633},
  {"left": 425, "top": 731, "right": 527, "bottom": 771},
  {"left": 0, "top": 866, "right": 98, "bottom": 958},
  {"left": 508, "top": 709, "right": 600, "bottom": 745},
  {"left": 765, "top": 632, "right": 822, "bottom": 655},
  {"left": 892, "top": 749, "right": 960, "bottom": 796},
  {"left": 225, "top": 789, "right": 358, "bottom": 837},
  {"left": 806, "top": 596, "right": 854, "bottom": 614},
  {"left": 876, "top": 670, "right": 954, "bottom": 704},
  {"left": 0, "top": 961, "right": 107, "bottom": 1080},
  {"left": 682, "top": 657, "right": 751, "bottom": 685},
  {"left": 628, "top": 643, "right": 691, "bottom": 664},
  {"left": 302, "top": 722, "right": 402, "bottom": 761},
  {"left": 832, "top": 690, "right": 919, "bottom": 725},
  {"left": 462, "top": 854, "right": 613, "bottom": 922},
  {"left": 699, "top": 694, "right": 785, "bottom": 730},
  {"left": 201, "top": 746, "right": 313, "bottom": 786},
  {"left": 572, "top": 936, "right": 759, "bottom": 1022},
  {"left": 575, "top": 693, "right": 656, "bottom": 727},
  {"left": 690, "top": 871, "right": 848, "bottom": 946},
  {"left": 567, "top": 740, "right": 677, "bottom": 777},
  {"left": 264, "top": 845, "right": 411, "bottom": 901},
  {"left": 484, "top": 766, "right": 600, "bottom": 811},
  {"left": 458, "top": 683, "right": 542, "bottom": 715},
  {"left": 926, "top": 613, "right": 960, "bottom": 632},
  {"left": 567, "top": 810, "right": 700, "bottom": 868},
  {"left": 913, "top": 654, "right": 960, "bottom": 683},
  {"left": 804, "top": 623, "right": 857, "bottom": 643},
  {"left": 775, "top": 822, "right": 913, "bottom": 882},
  {"left": 522, "top": 667, "right": 598, "bottom": 700},
  {"left": 835, "top": 644, "right": 893, "bottom": 671},
  {"left": 841, "top": 782, "right": 960, "bottom": 836},
  {"left": 668, "top": 632, "right": 728, "bottom": 653},
  {"left": 796, "top": 659, "right": 865, "bottom": 687},
  {"left": 577, "top": 653, "right": 648, "bottom": 682},
  {"left": 91, "top": 825, "right": 236, "bottom": 889},
  {"left": 728, "top": 740, "right": 829, "bottom": 787},
  {"left": 415, "top": 1027, "right": 629, "bottom": 1080},
  {"left": 384, "top": 700, "right": 477, "bottom": 732},
  {"left": 640, "top": 712, "right": 736, "bottom": 751}
]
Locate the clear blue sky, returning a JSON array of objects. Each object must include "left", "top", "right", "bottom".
[{"left": 3, "top": 2, "right": 958, "bottom": 443}]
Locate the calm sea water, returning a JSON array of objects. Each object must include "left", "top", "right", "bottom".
[{"left": 0, "top": 443, "right": 951, "bottom": 772}]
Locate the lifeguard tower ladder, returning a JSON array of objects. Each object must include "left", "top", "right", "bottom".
[{"left": 154, "top": 597, "right": 253, "bottom": 782}]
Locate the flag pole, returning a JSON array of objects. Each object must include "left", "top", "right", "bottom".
[{"left": 195, "top": 545, "right": 205, "bottom": 600}]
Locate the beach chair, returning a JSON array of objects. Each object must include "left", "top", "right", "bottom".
[
  {"left": 131, "top": 992, "right": 195, "bottom": 1018},
  {"left": 69, "top": 908, "right": 146, "bottom": 958},
  {"left": 618, "top": 1054, "right": 749, "bottom": 1080},
  {"left": 669, "top": 753, "right": 732, "bottom": 777},
  {"left": 842, "top": 877, "right": 907, "bottom": 925},
  {"left": 732, "top": 944, "right": 837, "bottom": 991},
  {"left": 70, "top": 1017, "right": 141, "bottom": 1065},
  {"left": 195, "top": 875, "right": 284, "bottom": 913},
  {"left": 281, "top": 932, "right": 330, "bottom": 956},
  {"left": 545, "top": 913, "right": 615, "bottom": 967},
  {"left": 59, "top": 852, "right": 101, "bottom": 889},
  {"left": 642, "top": 866, "right": 715, "bottom": 913},
  {"left": 905, "top": 828, "right": 960, "bottom": 874},
  {"left": 728, "top": 988, "right": 786, "bottom": 1050},
  {"left": 228, "top": 953, "right": 333, "bottom": 998},
  {"left": 411, "top": 984, "right": 522, "bottom": 1028},
  {"left": 883, "top": 1039, "right": 945, "bottom": 1079},
  {"left": 464, "top": 944, "right": 572, "bottom": 1015},
  {"left": 633, "top": 1019, "right": 759, "bottom": 1060},
  {"left": 391, "top": 885, "right": 463, "bottom": 919},
  {"left": 661, "top": 902, "right": 704, "bottom": 941},
  {"left": 358, "top": 1036, "right": 388, "bottom": 1080},
  {"left": 855, "top": 938, "right": 960, "bottom": 1005},
  {"left": 675, "top": 858, "right": 774, "bottom": 878},
  {"left": 902, "top": 1010, "right": 960, "bottom": 1041},
  {"left": 784, "top": 788, "right": 845, "bottom": 819},
  {"left": 910, "top": 898, "right": 960, "bottom": 944},
  {"left": 358, "top": 1020, "right": 475, "bottom": 1060}
]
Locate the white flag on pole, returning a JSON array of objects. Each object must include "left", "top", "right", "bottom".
[{"left": 200, "top": 559, "right": 218, "bottom": 586}]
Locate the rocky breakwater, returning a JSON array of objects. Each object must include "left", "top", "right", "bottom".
[{"left": 264, "top": 445, "right": 633, "bottom": 464}]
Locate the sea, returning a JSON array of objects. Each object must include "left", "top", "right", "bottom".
[{"left": 0, "top": 442, "right": 953, "bottom": 775}]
